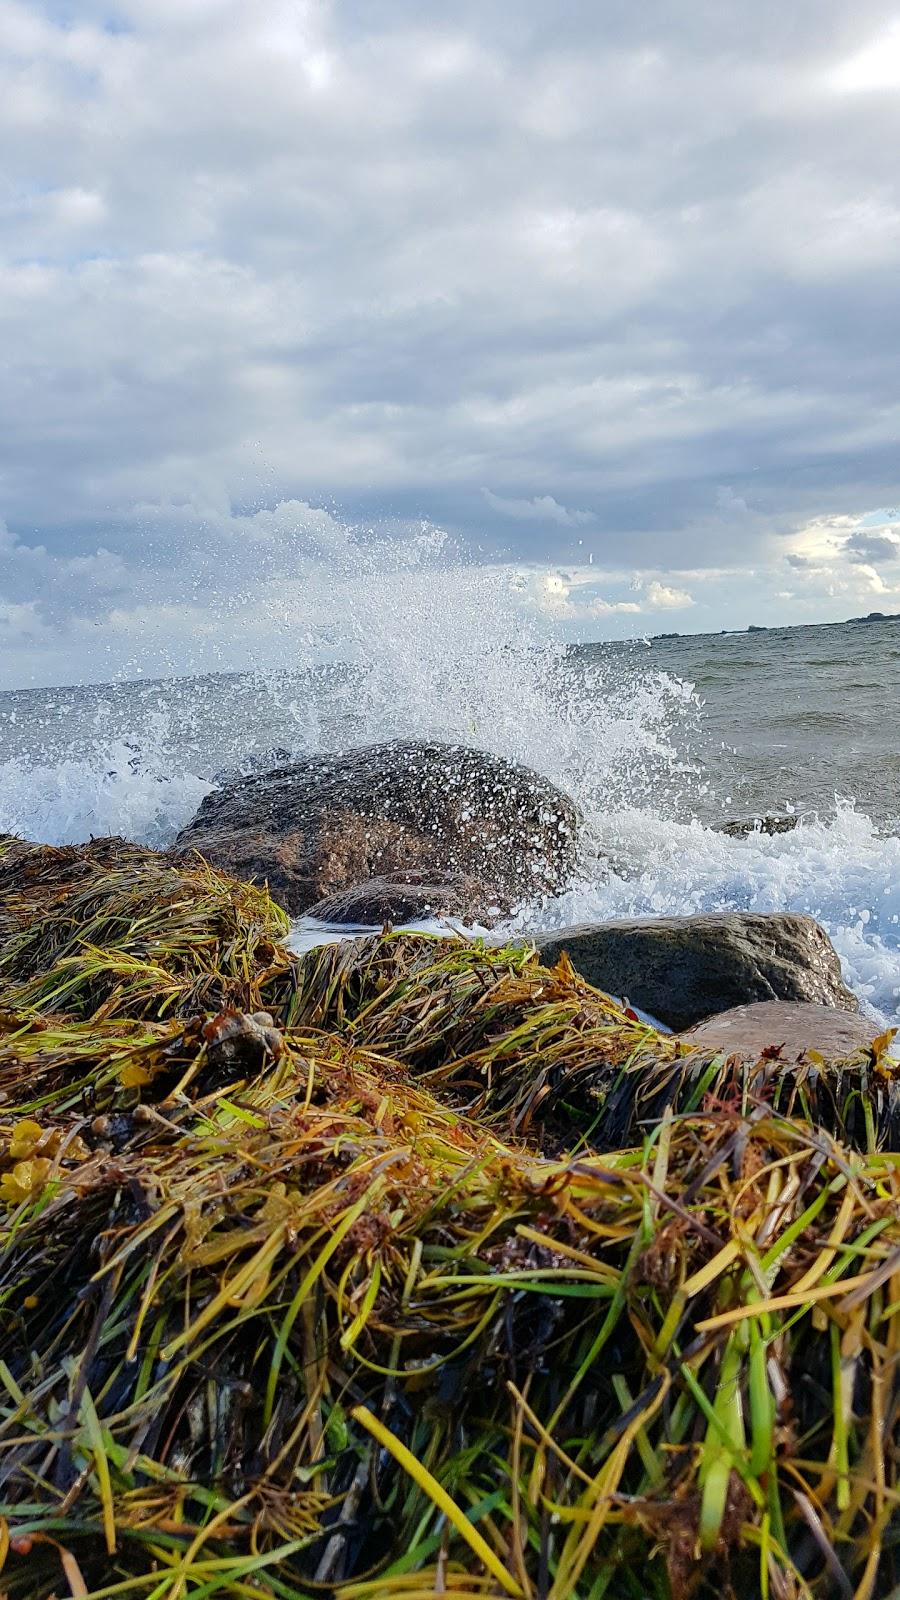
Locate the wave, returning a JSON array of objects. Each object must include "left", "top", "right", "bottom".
[
  {"left": 1, "top": 508, "right": 898, "bottom": 1025},
  {"left": 0, "top": 742, "right": 211, "bottom": 851}
]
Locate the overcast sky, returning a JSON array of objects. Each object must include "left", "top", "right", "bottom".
[{"left": 2, "top": 0, "right": 900, "bottom": 686}]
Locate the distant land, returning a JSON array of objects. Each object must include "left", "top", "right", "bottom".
[{"left": 645, "top": 610, "right": 900, "bottom": 643}]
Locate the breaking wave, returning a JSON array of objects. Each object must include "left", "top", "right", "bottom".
[{"left": 1, "top": 508, "right": 898, "bottom": 1023}]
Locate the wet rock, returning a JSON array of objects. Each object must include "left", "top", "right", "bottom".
[
  {"left": 717, "top": 815, "right": 800, "bottom": 838},
  {"left": 176, "top": 741, "right": 578, "bottom": 916},
  {"left": 306, "top": 871, "right": 498, "bottom": 927},
  {"left": 532, "top": 912, "right": 858, "bottom": 1033},
  {"left": 680, "top": 1001, "right": 885, "bottom": 1060}
]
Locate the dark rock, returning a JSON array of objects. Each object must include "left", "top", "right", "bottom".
[
  {"left": 176, "top": 741, "right": 578, "bottom": 916},
  {"left": 532, "top": 912, "right": 858, "bottom": 1032},
  {"left": 680, "top": 1001, "right": 885, "bottom": 1060},
  {"left": 306, "top": 871, "right": 497, "bottom": 927},
  {"left": 718, "top": 815, "right": 800, "bottom": 838}
]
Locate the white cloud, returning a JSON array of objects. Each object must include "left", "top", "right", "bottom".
[
  {"left": 588, "top": 597, "right": 642, "bottom": 615},
  {"left": 643, "top": 580, "right": 695, "bottom": 610},
  {"left": 853, "top": 563, "right": 888, "bottom": 594},
  {"left": 830, "top": 21, "right": 900, "bottom": 93},
  {"left": 53, "top": 187, "right": 107, "bottom": 227},
  {"left": 481, "top": 489, "right": 596, "bottom": 527},
  {"left": 1, "top": 0, "right": 900, "bottom": 682}
]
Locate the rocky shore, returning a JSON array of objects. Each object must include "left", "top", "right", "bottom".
[{"left": 0, "top": 745, "right": 898, "bottom": 1597}]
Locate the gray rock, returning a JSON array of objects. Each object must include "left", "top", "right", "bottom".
[
  {"left": 680, "top": 1000, "right": 882, "bottom": 1060},
  {"left": 306, "top": 872, "right": 498, "bottom": 927},
  {"left": 532, "top": 912, "right": 858, "bottom": 1032},
  {"left": 717, "top": 815, "right": 800, "bottom": 838},
  {"left": 176, "top": 741, "right": 578, "bottom": 916}
]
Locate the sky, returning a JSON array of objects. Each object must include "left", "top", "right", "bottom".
[{"left": 1, "top": 0, "right": 900, "bottom": 686}]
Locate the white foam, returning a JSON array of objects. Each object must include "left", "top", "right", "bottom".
[
  {"left": 508, "top": 802, "right": 900, "bottom": 1024},
  {"left": 0, "top": 742, "right": 211, "bottom": 851}
]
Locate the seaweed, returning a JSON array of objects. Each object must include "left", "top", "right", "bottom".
[{"left": 0, "top": 837, "right": 897, "bottom": 1599}]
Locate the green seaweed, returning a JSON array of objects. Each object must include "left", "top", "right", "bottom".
[{"left": 0, "top": 836, "right": 896, "bottom": 1599}]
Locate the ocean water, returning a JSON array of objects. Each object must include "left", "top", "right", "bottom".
[{"left": 1, "top": 609, "right": 899, "bottom": 1025}]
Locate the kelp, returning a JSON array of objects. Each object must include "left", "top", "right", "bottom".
[{"left": 0, "top": 838, "right": 897, "bottom": 1599}]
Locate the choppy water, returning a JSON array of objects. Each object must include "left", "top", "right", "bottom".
[{"left": 1, "top": 612, "right": 898, "bottom": 1023}]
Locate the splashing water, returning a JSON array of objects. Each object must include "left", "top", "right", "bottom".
[
  {"left": 512, "top": 803, "right": 900, "bottom": 1023},
  {"left": 1, "top": 507, "right": 898, "bottom": 1022}
]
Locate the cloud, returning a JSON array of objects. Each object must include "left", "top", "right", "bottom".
[
  {"left": 853, "top": 562, "right": 888, "bottom": 594},
  {"left": 588, "top": 597, "right": 642, "bottom": 615},
  {"left": 844, "top": 529, "right": 900, "bottom": 563},
  {"left": 481, "top": 490, "right": 596, "bottom": 527},
  {"left": 1, "top": 0, "right": 900, "bottom": 682},
  {"left": 830, "top": 20, "right": 900, "bottom": 93},
  {"left": 643, "top": 581, "right": 695, "bottom": 610}
]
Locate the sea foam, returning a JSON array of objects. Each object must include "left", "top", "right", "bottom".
[{"left": 1, "top": 512, "right": 898, "bottom": 1024}]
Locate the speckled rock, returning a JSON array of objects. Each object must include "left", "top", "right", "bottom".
[{"left": 176, "top": 742, "right": 578, "bottom": 916}]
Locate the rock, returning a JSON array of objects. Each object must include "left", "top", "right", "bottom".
[
  {"left": 718, "top": 815, "right": 800, "bottom": 838},
  {"left": 679, "top": 1001, "right": 885, "bottom": 1060},
  {"left": 532, "top": 912, "right": 858, "bottom": 1032},
  {"left": 306, "top": 871, "right": 497, "bottom": 927},
  {"left": 175, "top": 741, "right": 578, "bottom": 917}
]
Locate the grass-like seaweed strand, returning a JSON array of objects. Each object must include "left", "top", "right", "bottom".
[{"left": 0, "top": 835, "right": 897, "bottom": 1599}]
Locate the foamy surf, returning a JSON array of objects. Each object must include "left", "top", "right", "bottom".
[
  {"left": 0, "top": 745, "right": 211, "bottom": 852},
  {"left": 1, "top": 515, "right": 898, "bottom": 1026}
]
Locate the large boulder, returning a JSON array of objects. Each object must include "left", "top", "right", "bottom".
[
  {"left": 533, "top": 912, "right": 858, "bottom": 1032},
  {"left": 175, "top": 742, "right": 578, "bottom": 917},
  {"left": 680, "top": 1000, "right": 882, "bottom": 1060}
]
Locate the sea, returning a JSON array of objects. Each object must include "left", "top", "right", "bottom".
[{"left": 2, "top": 614, "right": 899, "bottom": 1025}]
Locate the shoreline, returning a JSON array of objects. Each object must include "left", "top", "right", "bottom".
[{"left": 0, "top": 834, "right": 897, "bottom": 1595}]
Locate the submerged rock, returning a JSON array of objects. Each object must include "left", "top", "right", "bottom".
[
  {"left": 532, "top": 912, "right": 858, "bottom": 1032},
  {"left": 306, "top": 871, "right": 498, "bottom": 927},
  {"left": 175, "top": 741, "right": 578, "bottom": 916},
  {"left": 717, "top": 815, "right": 800, "bottom": 838},
  {"left": 680, "top": 1000, "right": 882, "bottom": 1060}
]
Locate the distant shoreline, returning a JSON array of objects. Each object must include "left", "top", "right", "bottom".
[
  {"left": 631, "top": 610, "right": 900, "bottom": 646},
  {"left": 2, "top": 611, "right": 899, "bottom": 697}
]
